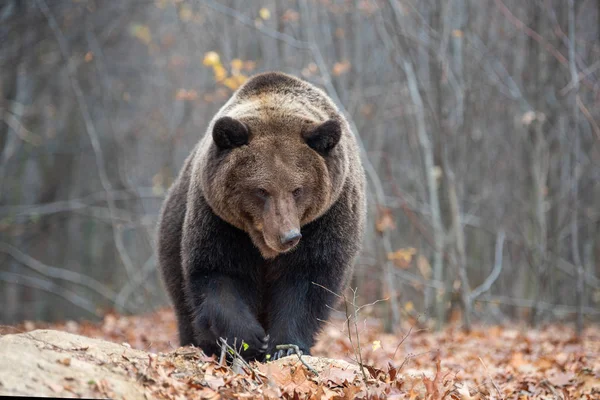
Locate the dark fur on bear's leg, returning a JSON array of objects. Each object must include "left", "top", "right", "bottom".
[
  {"left": 180, "top": 186, "right": 271, "bottom": 361},
  {"left": 175, "top": 312, "right": 196, "bottom": 347},
  {"left": 186, "top": 273, "right": 269, "bottom": 360}
]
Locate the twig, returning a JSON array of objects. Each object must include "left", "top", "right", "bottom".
[
  {"left": 392, "top": 325, "right": 414, "bottom": 360},
  {"left": 541, "top": 380, "right": 562, "bottom": 399},
  {"left": 0, "top": 271, "right": 99, "bottom": 317},
  {"left": 0, "top": 187, "right": 158, "bottom": 217},
  {"left": 0, "top": 242, "right": 122, "bottom": 309},
  {"left": 474, "top": 295, "right": 600, "bottom": 316},
  {"left": 311, "top": 282, "right": 369, "bottom": 382},
  {"left": 219, "top": 343, "right": 227, "bottom": 366},
  {"left": 274, "top": 345, "right": 318, "bottom": 376},
  {"left": 217, "top": 338, "right": 262, "bottom": 383},
  {"left": 478, "top": 357, "right": 503, "bottom": 399},
  {"left": 349, "top": 287, "right": 369, "bottom": 383},
  {"left": 469, "top": 230, "right": 505, "bottom": 301}
]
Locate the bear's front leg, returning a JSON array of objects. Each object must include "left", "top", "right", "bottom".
[
  {"left": 186, "top": 271, "right": 269, "bottom": 360},
  {"left": 264, "top": 266, "right": 344, "bottom": 361},
  {"left": 181, "top": 192, "right": 270, "bottom": 361}
]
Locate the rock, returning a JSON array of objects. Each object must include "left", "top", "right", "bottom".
[
  {"left": 0, "top": 329, "right": 148, "bottom": 399},
  {"left": 0, "top": 329, "right": 368, "bottom": 399}
]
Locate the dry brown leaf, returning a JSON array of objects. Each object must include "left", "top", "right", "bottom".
[
  {"left": 342, "top": 384, "right": 362, "bottom": 400},
  {"left": 456, "top": 383, "right": 476, "bottom": 399},
  {"left": 315, "top": 384, "right": 340, "bottom": 400},
  {"left": 11, "top": 307, "right": 600, "bottom": 399},
  {"left": 320, "top": 367, "right": 358, "bottom": 386},
  {"left": 204, "top": 374, "right": 225, "bottom": 390},
  {"left": 548, "top": 372, "right": 575, "bottom": 387}
]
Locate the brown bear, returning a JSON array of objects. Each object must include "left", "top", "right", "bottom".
[{"left": 157, "top": 71, "right": 366, "bottom": 361}]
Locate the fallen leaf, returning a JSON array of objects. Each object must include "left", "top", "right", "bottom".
[
  {"left": 342, "top": 384, "right": 362, "bottom": 399},
  {"left": 456, "top": 383, "right": 475, "bottom": 399},
  {"left": 204, "top": 374, "right": 225, "bottom": 391},
  {"left": 321, "top": 367, "right": 358, "bottom": 386},
  {"left": 548, "top": 372, "right": 575, "bottom": 387}
]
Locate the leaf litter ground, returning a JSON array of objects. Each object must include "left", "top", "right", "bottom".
[{"left": 6, "top": 308, "right": 600, "bottom": 399}]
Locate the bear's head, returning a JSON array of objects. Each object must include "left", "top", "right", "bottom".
[{"left": 198, "top": 73, "right": 350, "bottom": 259}]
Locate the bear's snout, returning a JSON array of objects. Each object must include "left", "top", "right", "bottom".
[
  {"left": 258, "top": 193, "right": 302, "bottom": 255},
  {"left": 280, "top": 229, "right": 302, "bottom": 248}
]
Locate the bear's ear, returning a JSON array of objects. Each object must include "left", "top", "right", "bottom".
[
  {"left": 212, "top": 116, "right": 249, "bottom": 150},
  {"left": 302, "top": 119, "right": 342, "bottom": 155}
]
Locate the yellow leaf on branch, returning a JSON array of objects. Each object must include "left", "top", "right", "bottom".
[
  {"left": 259, "top": 8, "right": 271, "bottom": 20},
  {"left": 203, "top": 51, "right": 221, "bottom": 67},
  {"left": 388, "top": 248, "right": 417, "bottom": 269}
]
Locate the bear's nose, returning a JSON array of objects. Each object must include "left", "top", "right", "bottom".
[{"left": 280, "top": 229, "right": 302, "bottom": 246}]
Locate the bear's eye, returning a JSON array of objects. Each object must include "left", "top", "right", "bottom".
[
  {"left": 292, "top": 187, "right": 303, "bottom": 199},
  {"left": 255, "top": 188, "right": 269, "bottom": 199}
]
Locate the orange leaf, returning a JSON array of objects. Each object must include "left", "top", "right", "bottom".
[
  {"left": 332, "top": 60, "right": 351, "bottom": 76},
  {"left": 376, "top": 207, "right": 396, "bottom": 234}
]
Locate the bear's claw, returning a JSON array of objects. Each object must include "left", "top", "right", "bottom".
[{"left": 268, "top": 345, "right": 307, "bottom": 361}]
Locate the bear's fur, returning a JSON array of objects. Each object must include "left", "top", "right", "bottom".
[{"left": 157, "top": 72, "right": 366, "bottom": 361}]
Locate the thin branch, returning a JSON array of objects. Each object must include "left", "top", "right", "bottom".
[
  {"left": 200, "top": 0, "right": 309, "bottom": 50},
  {"left": 274, "top": 344, "right": 318, "bottom": 376},
  {"left": 217, "top": 338, "right": 263, "bottom": 383},
  {"left": 392, "top": 325, "right": 414, "bottom": 360},
  {"left": 0, "top": 108, "right": 42, "bottom": 146},
  {"left": 560, "top": 60, "right": 600, "bottom": 95},
  {"left": 474, "top": 295, "right": 600, "bottom": 316},
  {"left": 0, "top": 242, "right": 126, "bottom": 310},
  {"left": 351, "top": 288, "right": 369, "bottom": 383},
  {"left": 470, "top": 230, "right": 505, "bottom": 301},
  {"left": 0, "top": 271, "right": 100, "bottom": 317},
  {"left": 0, "top": 188, "right": 158, "bottom": 217},
  {"left": 115, "top": 255, "right": 156, "bottom": 312},
  {"left": 478, "top": 357, "right": 503, "bottom": 399}
]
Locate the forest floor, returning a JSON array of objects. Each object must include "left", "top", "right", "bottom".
[{"left": 1, "top": 308, "right": 599, "bottom": 399}]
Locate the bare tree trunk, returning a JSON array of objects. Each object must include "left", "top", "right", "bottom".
[
  {"left": 446, "top": 166, "right": 471, "bottom": 331},
  {"left": 404, "top": 60, "right": 445, "bottom": 330},
  {"left": 567, "top": 0, "right": 584, "bottom": 336},
  {"left": 528, "top": 115, "right": 549, "bottom": 326}
]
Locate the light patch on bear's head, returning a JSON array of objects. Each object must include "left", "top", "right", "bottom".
[{"left": 198, "top": 72, "right": 351, "bottom": 259}]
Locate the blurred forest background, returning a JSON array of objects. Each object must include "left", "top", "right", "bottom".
[{"left": 1, "top": 0, "right": 599, "bottom": 334}]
